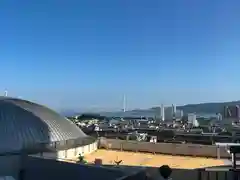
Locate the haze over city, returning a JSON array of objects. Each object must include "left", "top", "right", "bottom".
[
  {"left": 2, "top": 1, "right": 240, "bottom": 179},
  {"left": 1, "top": 0, "right": 240, "bottom": 111}
]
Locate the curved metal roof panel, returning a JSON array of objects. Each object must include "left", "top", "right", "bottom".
[{"left": 0, "top": 97, "right": 88, "bottom": 152}]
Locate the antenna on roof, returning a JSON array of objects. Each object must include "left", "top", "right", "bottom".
[{"left": 4, "top": 90, "right": 8, "bottom": 97}]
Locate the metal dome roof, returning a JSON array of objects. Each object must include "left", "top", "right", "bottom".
[{"left": 0, "top": 97, "right": 89, "bottom": 152}]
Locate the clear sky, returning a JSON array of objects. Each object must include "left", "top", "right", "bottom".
[{"left": 0, "top": 0, "right": 240, "bottom": 111}]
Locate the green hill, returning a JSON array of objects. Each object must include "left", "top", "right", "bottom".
[
  {"left": 177, "top": 100, "right": 240, "bottom": 114},
  {"left": 63, "top": 100, "right": 240, "bottom": 118}
]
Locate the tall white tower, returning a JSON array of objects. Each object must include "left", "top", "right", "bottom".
[
  {"left": 161, "top": 104, "right": 165, "bottom": 121},
  {"left": 4, "top": 90, "right": 8, "bottom": 97},
  {"left": 123, "top": 94, "right": 126, "bottom": 112},
  {"left": 172, "top": 104, "right": 176, "bottom": 119}
]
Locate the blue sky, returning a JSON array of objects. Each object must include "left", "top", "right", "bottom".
[{"left": 0, "top": 0, "right": 240, "bottom": 111}]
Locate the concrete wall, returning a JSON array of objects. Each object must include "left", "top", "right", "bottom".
[
  {"left": 115, "top": 165, "right": 236, "bottom": 180},
  {"left": 136, "top": 167, "right": 236, "bottom": 180},
  {"left": 115, "top": 165, "right": 238, "bottom": 180},
  {"left": 0, "top": 156, "right": 21, "bottom": 179},
  {"left": 0, "top": 140, "right": 98, "bottom": 178},
  {"left": 33, "top": 140, "right": 98, "bottom": 160},
  {"left": 116, "top": 168, "right": 147, "bottom": 180},
  {"left": 22, "top": 156, "right": 125, "bottom": 180},
  {"left": 99, "top": 138, "right": 231, "bottom": 158}
]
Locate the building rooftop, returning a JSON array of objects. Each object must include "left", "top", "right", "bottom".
[
  {"left": 0, "top": 97, "right": 92, "bottom": 153},
  {"left": 84, "top": 150, "right": 225, "bottom": 169}
]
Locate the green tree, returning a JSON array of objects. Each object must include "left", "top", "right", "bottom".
[{"left": 78, "top": 154, "right": 87, "bottom": 164}]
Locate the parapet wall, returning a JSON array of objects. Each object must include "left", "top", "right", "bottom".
[
  {"left": 99, "top": 138, "right": 230, "bottom": 158},
  {"left": 23, "top": 156, "right": 125, "bottom": 180},
  {"left": 33, "top": 140, "right": 98, "bottom": 160}
]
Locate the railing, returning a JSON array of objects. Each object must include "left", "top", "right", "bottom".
[{"left": 198, "top": 168, "right": 240, "bottom": 180}]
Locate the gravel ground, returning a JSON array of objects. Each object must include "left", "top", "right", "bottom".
[{"left": 84, "top": 150, "right": 225, "bottom": 169}]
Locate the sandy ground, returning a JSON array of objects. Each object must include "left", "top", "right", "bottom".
[{"left": 84, "top": 150, "right": 225, "bottom": 169}]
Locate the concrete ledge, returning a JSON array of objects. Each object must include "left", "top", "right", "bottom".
[{"left": 99, "top": 138, "right": 231, "bottom": 158}]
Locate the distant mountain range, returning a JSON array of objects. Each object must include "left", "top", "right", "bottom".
[
  {"left": 60, "top": 100, "right": 240, "bottom": 117},
  {"left": 176, "top": 100, "right": 240, "bottom": 114}
]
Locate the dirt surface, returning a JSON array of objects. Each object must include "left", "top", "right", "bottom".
[{"left": 84, "top": 150, "right": 225, "bottom": 169}]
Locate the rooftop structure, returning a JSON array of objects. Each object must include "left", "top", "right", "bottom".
[
  {"left": 0, "top": 97, "right": 94, "bottom": 153},
  {"left": 0, "top": 97, "right": 98, "bottom": 178}
]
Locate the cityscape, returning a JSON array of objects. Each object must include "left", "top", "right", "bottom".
[
  {"left": 1, "top": 1, "right": 240, "bottom": 180},
  {"left": 1, "top": 94, "right": 240, "bottom": 180}
]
